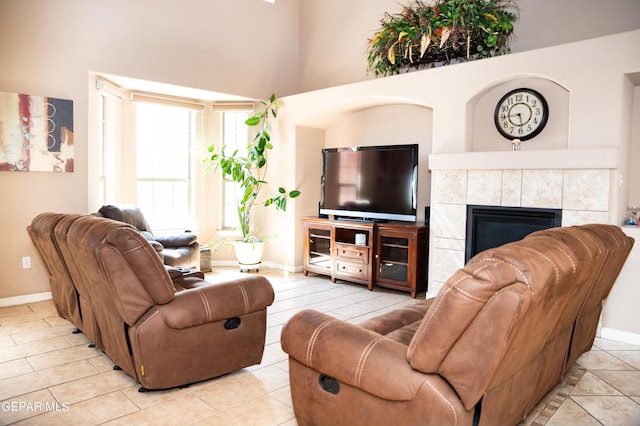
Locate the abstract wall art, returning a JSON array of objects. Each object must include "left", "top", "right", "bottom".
[{"left": 0, "top": 91, "right": 74, "bottom": 172}]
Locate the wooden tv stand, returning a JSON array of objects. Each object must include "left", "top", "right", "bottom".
[{"left": 302, "top": 217, "right": 429, "bottom": 298}]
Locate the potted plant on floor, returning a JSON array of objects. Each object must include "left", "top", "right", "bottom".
[{"left": 204, "top": 94, "right": 301, "bottom": 269}]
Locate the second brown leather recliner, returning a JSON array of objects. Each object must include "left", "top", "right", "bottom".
[
  {"left": 97, "top": 204, "right": 200, "bottom": 270},
  {"left": 281, "top": 224, "right": 634, "bottom": 425}
]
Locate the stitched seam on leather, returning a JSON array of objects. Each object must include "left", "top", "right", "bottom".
[
  {"left": 137, "top": 309, "right": 160, "bottom": 330},
  {"left": 576, "top": 250, "right": 608, "bottom": 315},
  {"left": 521, "top": 246, "right": 559, "bottom": 285},
  {"left": 134, "top": 310, "right": 160, "bottom": 379},
  {"left": 196, "top": 290, "right": 212, "bottom": 321},
  {"left": 354, "top": 336, "right": 383, "bottom": 387},
  {"left": 237, "top": 282, "right": 249, "bottom": 313},
  {"left": 566, "top": 228, "right": 592, "bottom": 256},
  {"left": 600, "top": 226, "right": 623, "bottom": 247},
  {"left": 496, "top": 289, "right": 524, "bottom": 368},
  {"left": 121, "top": 239, "right": 174, "bottom": 294},
  {"left": 451, "top": 285, "right": 486, "bottom": 302},
  {"left": 555, "top": 246, "right": 577, "bottom": 273},
  {"left": 422, "top": 378, "right": 458, "bottom": 425},
  {"left": 478, "top": 258, "right": 530, "bottom": 287},
  {"left": 410, "top": 287, "right": 454, "bottom": 352},
  {"left": 307, "top": 318, "right": 335, "bottom": 367}
]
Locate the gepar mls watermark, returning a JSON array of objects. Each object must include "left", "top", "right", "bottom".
[{"left": 1, "top": 401, "right": 70, "bottom": 413}]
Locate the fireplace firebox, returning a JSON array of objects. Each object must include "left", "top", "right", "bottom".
[{"left": 465, "top": 205, "right": 562, "bottom": 262}]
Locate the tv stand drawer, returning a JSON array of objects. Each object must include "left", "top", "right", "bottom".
[
  {"left": 335, "top": 243, "right": 369, "bottom": 264},
  {"left": 334, "top": 260, "right": 368, "bottom": 279}
]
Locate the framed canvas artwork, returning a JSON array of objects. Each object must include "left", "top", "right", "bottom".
[{"left": 0, "top": 91, "right": 74, "bottom": 172}]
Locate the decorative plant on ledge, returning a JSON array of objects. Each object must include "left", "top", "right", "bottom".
[
  {"left": 204, "top": 94, "right": 301, "bottom": 245},
  {"left": 367, "top": 0, "right": 518, "bottom": 76}
]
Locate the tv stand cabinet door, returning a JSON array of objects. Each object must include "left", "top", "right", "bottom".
[
  {"left": 374, "top": 225, "right": 428, "bottom": 298},
  {"left": 302, "top": 220, "right": 333, "bottom": 278}
]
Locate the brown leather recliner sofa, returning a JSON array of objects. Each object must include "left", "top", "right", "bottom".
[
  {"left": 281, "top": 224, "right": 634, "bottom": 425},
  {"left": 97, "top": 204, "right": 200, "bottom": 270},
  {"left": 28, "top": 213, "right": 274, "bottom": 390}
]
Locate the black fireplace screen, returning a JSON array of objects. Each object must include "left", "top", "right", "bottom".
[{"left": 465, "top": 205, "right": 562, "bottom": 263}]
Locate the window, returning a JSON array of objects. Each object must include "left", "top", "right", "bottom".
[
  {"left": 221, "top": 110, "right": 251, "bottom": 230},
  {"left": 135, "top": 102, "right": 197, "bottom": 232},
  {"left": 96, "top": 80, "right": 122, "bottom": 206}
]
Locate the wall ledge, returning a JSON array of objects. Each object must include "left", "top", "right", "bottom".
[{"left": 429, "top": 147, "right": 619, "bottom": 171}]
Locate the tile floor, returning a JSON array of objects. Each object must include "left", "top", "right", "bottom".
[{"left": 0, "top": 267, "right": 639, "bottom": 425}]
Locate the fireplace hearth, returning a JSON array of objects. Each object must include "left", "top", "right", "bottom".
[{"left": 465, "top": 205, "right": 562, "bottom": 262}]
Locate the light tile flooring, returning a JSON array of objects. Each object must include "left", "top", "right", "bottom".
[{"left": 1, "top": 267, "right": 639, "bottom": 425}]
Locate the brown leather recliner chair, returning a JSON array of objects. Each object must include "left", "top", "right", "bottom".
[
  {"left": 97, "top": 204, "right": 200, "bottom": 269},
  {"left": 281, "top": 224, "right": 634, "bottom": 426},
  {"left": 69, "top": 214, "right": 274, "bottom": 390},
  {"left": 33, "top": 213, "right": 274, "bottom": 390}
]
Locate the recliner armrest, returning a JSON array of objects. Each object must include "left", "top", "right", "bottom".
[
  {"left": 281, "top": 309, "right": 431, "bottom": 401},
  {"left": 155, "top": 233, "right": 197, "bottom": 247},
  {"left": 159, "top": 275, "right": 274, "bottom": 328}
]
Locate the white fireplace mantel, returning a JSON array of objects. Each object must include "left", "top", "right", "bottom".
[{"left": 429, "top": 147, "right": 619, "bottom": 171}]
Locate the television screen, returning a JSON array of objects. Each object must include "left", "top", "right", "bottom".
[{"left": 320, "top": 144, "right": 418, "bottom": 222}]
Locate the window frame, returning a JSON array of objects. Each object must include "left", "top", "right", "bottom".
[{"left": 133, "top": 98, "right": 202, "bottom": 233}]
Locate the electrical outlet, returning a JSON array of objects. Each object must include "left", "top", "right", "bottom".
[{"left": 22, "top": 256, "right": 31, "bottom": 269}]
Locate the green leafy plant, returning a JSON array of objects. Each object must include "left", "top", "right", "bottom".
[
  {"left": 204, "top": 94, "right": 301, "bottom": 243},
  {"left": 367, "top": 0, "right": 518, "bottom": 76}
]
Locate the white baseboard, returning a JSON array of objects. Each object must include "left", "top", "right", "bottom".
[
  {"left": 601, "top": 327, "right": 640, "bottom": 346},
  {"left": 0, "top": 291, "right": 52, "bottom": 307},
  {"left": 261, "top": 261, "right": 304, "bottom": 273},
  {"left": 210, "top": 260, "right": 304, "bottom": 273}
]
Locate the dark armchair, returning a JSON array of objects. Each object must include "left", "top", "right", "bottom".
[{"left": 97, "top": 204, "right": 200, "bottom": 269}]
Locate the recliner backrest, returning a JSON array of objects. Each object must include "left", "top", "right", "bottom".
[
  {"left": 407, "top": 225, "right": 633, "bottom": 412},
  {"left": 99, "top": 204, "right": 153, "bottom": 234},
  {"left": 27, "top": 213, "right": 83, "bottom": 331},
  {"left": 52, "top": 213, "right": 103, "bottom": 346},
  {"left": 66, "top": 215, "right": 175, "bottom": 325}
]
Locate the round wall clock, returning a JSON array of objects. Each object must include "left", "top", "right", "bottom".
[{"left": 494, "top": 88, "right": 549, "bottom": 141}]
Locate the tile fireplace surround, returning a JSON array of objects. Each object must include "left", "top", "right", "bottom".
[{"left": 428, "top": 147, "right": 618, "bottom": 297}]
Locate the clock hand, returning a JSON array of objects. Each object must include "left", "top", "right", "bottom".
[{"left": 509, "top": 112, "right": 523, "bottom": 125}]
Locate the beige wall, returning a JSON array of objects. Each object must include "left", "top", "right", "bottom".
[
  {"left": 298, "top": 0, "right": 640, "bottom": 91},
  {"left": 629, "top": 87, "right": 640, "bottom": 208},
  {"left": 323, "top": 105, "right": 433, "bottom": 223},
  {"left": 0, "top": 0, "right": 300, "bottom": 301}
]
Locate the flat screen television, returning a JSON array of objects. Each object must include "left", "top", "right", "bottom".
[{"left": 320, "top": 144, "right": 418, "bottom": 222}]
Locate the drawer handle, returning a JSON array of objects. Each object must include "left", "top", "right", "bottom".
[{"left": 358, "top": 253, "right": 362, "bottom": 256}]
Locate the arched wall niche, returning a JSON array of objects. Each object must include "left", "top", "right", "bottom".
[
  {"left": 294, "top": 95, "right": 434, "bottom": 129},
  {"left": 292, "top": 97, "right": 435, "bottom": 224},
  {"left": 466, "top": 75, "right": 570, "bottom": 152}
]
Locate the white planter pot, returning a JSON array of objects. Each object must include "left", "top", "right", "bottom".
[{"left": 234, "top": 241, "right": 265, "bottom": 271}]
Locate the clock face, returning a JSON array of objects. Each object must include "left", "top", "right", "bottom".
[{"left": 494, "top": 88, "right": 549, "bottom": 141}]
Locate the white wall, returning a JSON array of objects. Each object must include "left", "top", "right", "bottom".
[{"left": 629, "top": 87, "right": 640, "bottom": 208}]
